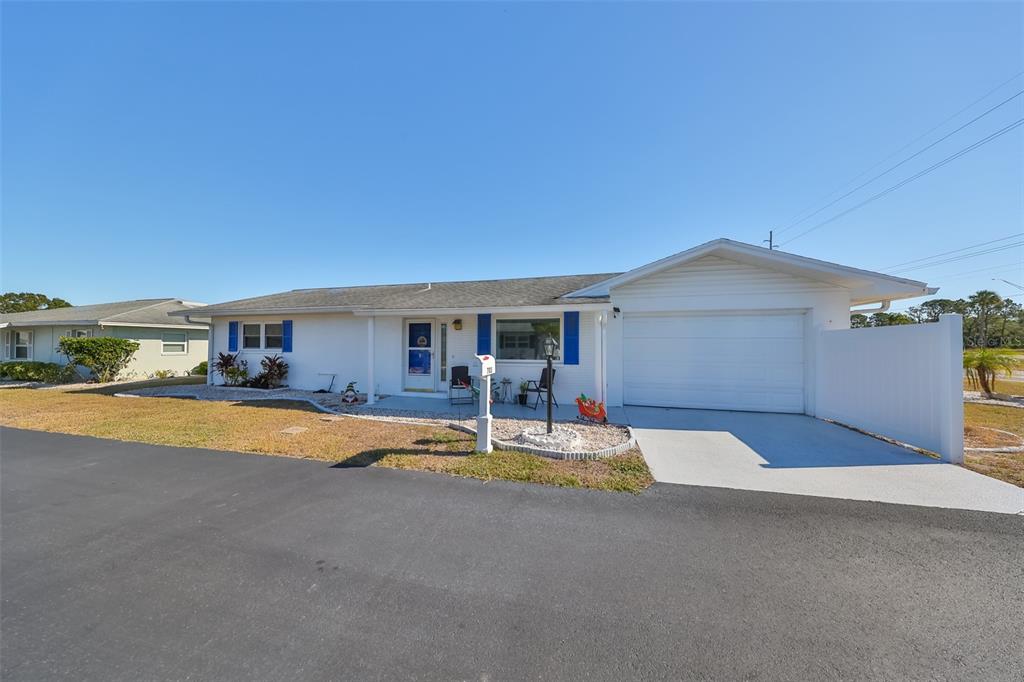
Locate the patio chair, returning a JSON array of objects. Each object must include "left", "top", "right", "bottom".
[
  {"left": 525, "top": 367, "right": 558, "bottom": 410},
  {"left": 449, "top": 365, "right": 474, "bottom": 405}
]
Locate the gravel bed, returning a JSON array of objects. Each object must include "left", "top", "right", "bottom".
[
  {"left": 964, "top": 391, "right": 1024, "bottom": 408},
  {"left": 118, "top": 384, "right": 631, "bottom": 452}
]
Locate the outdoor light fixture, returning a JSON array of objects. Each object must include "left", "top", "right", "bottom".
[
  {"left": 542, "top": 335, "right": 557, "bottom": 359},
  {"left": 543, "top": 335, "right": 559, "bottom": 434},
  {"left": 452, "top": 319, "right": 463, "bottom": 330}
]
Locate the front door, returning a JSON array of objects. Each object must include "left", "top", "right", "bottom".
[{"left": 405, "top": 319, "right": 435, "bottom": 391}]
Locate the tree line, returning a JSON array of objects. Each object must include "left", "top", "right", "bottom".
[{"left": 852, "top": 290, "right": 1023, "bottom": 348}]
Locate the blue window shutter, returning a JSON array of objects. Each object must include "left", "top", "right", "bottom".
[
  {"left": 282, "top": 320, "right": 293, "bottom": 353},
  {"left": 563, "top": 311, "right": 580, "bottom": 365},
  {"left": 477, "top": 314, "right": 491, "bottom": 355},
  {"left": 228, "top": 321, "right": 238, "bottom": 352}
]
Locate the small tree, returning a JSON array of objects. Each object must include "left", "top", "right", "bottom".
[
  {"left": 58, "top": 337, "right": 140, "bottom": 383},
  {"left": 963, "top": 348, "right": 1021, "bottom": 397}
]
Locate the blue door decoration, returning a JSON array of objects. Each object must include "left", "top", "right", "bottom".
[{"left": 407, "top": 322, "right": 432, "bottom": 375}]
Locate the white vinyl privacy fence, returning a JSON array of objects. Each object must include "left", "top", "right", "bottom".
[{"left": 815, "top": 314, "right": 964, "bottom": 463}]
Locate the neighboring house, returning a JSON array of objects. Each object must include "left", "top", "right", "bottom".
[
  {"left": 0, "top": 299, "right": 209, "bottom": 379},
  {"left": 178, "top": 239, "right": 935, "bottom": 413}
]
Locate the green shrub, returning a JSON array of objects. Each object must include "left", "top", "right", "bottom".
[
  {"left": 191, "top": 361, "right": 208, "bottom": 376},
  {"left": 152, "top": 369, "right": 176, "bottom": 379},
  {"left": 57, "top": 336, "right": 140, "bottom": 383},
  {"left": 247, "top": 354, "right": 288, "bottom": 389},
  {"left": 0, "top": 361, "right": 76, "bottom": 384}
]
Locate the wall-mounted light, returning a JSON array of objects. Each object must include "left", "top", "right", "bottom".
[{"left": 452, "top": 319, "right": 463, "bottom": 330}]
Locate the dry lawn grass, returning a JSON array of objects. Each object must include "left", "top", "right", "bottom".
[
  {"left": 963, "top": 403, "right": 1024, "bottom": 488},
  {"left": 0, "top": 389, "right": 652, "bottom": 493},
  {"left": 963, "top": 377, "right": 1024, "bottom": 397}
]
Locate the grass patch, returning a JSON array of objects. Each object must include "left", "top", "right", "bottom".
[
  {"left": 358, "top": 448, "right": 652, "bottom": 493},
  {"left": 963, "top": 377, "right": 1023, "bottom": 397},
  {"left": 963, "top": 403, "right": 1024, "bottom": 488},
  {"left": 0, "top": 389, "right": 652, "bottom": 493}
]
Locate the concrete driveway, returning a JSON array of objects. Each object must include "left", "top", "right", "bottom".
[
  {"left": 627, "top": 407, "right": 1024, "bottom": 514},
  {"left": 3, "top": 427, "right": 1023, "bottom": 680}
]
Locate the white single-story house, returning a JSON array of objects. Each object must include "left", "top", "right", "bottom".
[
  {"left": 177, "top": 239, "right": 937, "bottom": 416},
  {"left": 0, "top": 298, "right": 210, "bottom": 378}
]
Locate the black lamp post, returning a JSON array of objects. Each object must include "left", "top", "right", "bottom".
[{"left": 542, "top": 335, "right": 558, "bottom": 434}]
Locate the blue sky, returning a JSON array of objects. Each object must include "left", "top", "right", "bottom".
[{"left": 2, "top": 1, "right": 1021, "bottom": 309}]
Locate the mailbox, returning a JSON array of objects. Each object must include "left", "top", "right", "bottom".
[
  {"left": 473, "top": 354, "right": 495, "bottom": 453},
  {"left": 475, "top": 354, "right": 496, "bottom": 378}
]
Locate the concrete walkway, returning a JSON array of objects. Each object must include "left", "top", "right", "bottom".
[{"left": 627, "top": 407, "right": 1024, "bottom": 514}]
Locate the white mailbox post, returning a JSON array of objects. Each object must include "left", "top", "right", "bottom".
[{"left": 475, "top": 354, "right": 496, "bottom": 453}]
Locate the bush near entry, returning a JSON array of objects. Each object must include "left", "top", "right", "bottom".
[
  {"left": 57, "top": 337, "right": 140, "bottom": 383},
  {"left": 0, "top": 361, "right": 75, "bottom": 384}
]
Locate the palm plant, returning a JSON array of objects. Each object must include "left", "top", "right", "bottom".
[{"left": 963, "top": 349, "right": 1021, "bottom": 397}]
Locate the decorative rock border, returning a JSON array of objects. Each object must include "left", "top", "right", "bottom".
[{"left": 447, "top": 423, "right": 637, "bottom": 461}]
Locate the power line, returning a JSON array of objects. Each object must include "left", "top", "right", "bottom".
[
  {"left": 888, "top": 242, "right": 1023, "bottom": 274},
  {"left": 777, "top": 70, "right": 1024, "bottom": 231},
  {"left": 880, "top": 233, "right": 1023, "bottom": 270},
  {"left": 776, "top": 88, "right": 1024, "bottom": 236},
  {"left": 780, "top": 117, "right": 1024, "bottom": 246},
  {"left": 931, "top": 262, "right": 1023, "bottom": 281}
]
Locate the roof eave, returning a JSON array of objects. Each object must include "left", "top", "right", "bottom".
[{"left": 565, "top": 238, "right": 931, "bottom": 297}]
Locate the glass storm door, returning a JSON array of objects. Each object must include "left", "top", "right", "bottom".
[{"left": 405, "top": 320, "right": 434, "bottom": 391}]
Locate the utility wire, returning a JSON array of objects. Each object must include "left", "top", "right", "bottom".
[
  {"left": 881, "top": 233, "right": 1023, "bottom": 270},
  {"left": 777, "top": 70, "right": 1024, "bottom": 231},
  {"left": 888, "top": 242, "right": 1023, "bottom": 274},
  {"left": 931, "top": 262, "right": 1023, "bottom": 281},
  {"left": 780, "top": 117, "right": 1024, "bottom": 246},
  {"left": 776, "top": 89, "right": 1024, "bottom": 236}
]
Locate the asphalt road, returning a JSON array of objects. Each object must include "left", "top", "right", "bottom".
[{"left": 2, "top": 427, "right": 1022, "bottom": 680}]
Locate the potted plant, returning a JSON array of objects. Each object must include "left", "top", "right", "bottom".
[{"left": 518, "top": 380, "right": 529, "bottom": 405}]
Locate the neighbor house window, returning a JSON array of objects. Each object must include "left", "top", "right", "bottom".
[
  {"left": 264, "top": 323, "right": 283, "bottom": 350},
  {"left": 242, "top": 324, "right": 261, "bottom": 349},
  {"left": 13, "top": 331, "right": 33, "bottom": 360},
  {"left": 495, "top": 318, "right": 560, "bottom": 361},
  {"left": 162, "top": 332, "right": 187, "bottom": 355}
]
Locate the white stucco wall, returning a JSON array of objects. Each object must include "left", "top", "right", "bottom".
[
  {"left": 1, "top": 325, "right": 208, "bottom": 378},
  {"left": 209, "top": 314, "right": 369, "bottom": 393},
  {"left": 605, "top": 255, "right": 853, "bottom": 412},
  {"left": 209, "top": 310, "right": 603, "bottom": 404}
]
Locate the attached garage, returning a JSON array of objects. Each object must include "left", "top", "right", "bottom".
[{"left": 622, "top": 311, "right": 806, "bottom": 413}]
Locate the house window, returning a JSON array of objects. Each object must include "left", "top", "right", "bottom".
[
  {"left": 264, "top": 323, "right": 283, "bottom": 350},
  {"left": 495, "top": 318, "right": 560, "bottom": 361},
  {"left": 67, "top": 329, "right": 91, "bottom": 338},
  {"left": 13, "top": 331, "right": 33, "bottom": 360},
  {"left": 162, "top": 332, "right": 188, "bottom": 355},
  {"left": 242, "top": 324, "right": 261, "bottom": 349},
  {"left": 239, "top": 322, "right": 286, "bottom": 351}
]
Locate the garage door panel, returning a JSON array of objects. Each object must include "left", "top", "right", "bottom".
[
  {"left": 622, "top": 312, "right": 805, "bottom": 413},
  {"left": 625, "top": 337, "right": 801, "bottom": 362},
  {"left": 624, "top": 314, "right": 803, "bottom": 339}
]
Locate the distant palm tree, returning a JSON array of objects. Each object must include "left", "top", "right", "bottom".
[
  {"left": 963, "top": 348, "right": 1021, "bottom": 397},
  {"left": 968, "top": 290, "right": 1002, "bottom": 347}
]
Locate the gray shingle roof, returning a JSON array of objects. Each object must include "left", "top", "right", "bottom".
[
  {"left": 0, "top": 299, "right": 208, "bottom": 327},
  {"left": 185, "top": 273, "right": 619, "bottom": 315}
]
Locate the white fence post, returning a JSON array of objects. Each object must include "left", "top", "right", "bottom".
[{"left": 938, "top": 313, "right": 964, "bottom": 464}]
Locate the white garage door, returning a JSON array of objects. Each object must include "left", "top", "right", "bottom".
[{"left": 623, "top": 312, "right": 805, "bottom": 413}]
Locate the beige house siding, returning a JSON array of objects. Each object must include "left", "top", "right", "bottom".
[{"left": 2, "top": 325, "right": 208, "bottom": 379}]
